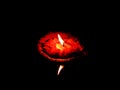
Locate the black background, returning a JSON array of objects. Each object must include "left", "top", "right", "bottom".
[
  {"left": 3, "top": 2, "right": 118, "bottom": 89},
  {"left": 5, "top": 7, "right": 102, "bottom": 88},
  {"left": 15, "top": 18, "right": 97, "bottom": 85}
]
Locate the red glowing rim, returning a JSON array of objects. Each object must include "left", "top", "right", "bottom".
[{"left": 37, "top": 32, "right": 84, "bottom": 62}]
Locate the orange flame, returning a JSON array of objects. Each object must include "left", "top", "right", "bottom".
[
  {"left": 58, "top": 34, "right": 64, "bottom": 45},
  {"left": 57, "top": 65, "right": 64, "bottom": 75}
]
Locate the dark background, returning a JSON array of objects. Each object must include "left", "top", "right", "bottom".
[
  {"left": 14, "top": 18, "right": 97, "bottom": 85},
  {"left": 6, "top": 8, "right": 101, "bottom": 88},
  {"left": 3, "top": 2, "right": 118, "bottom": 88}
]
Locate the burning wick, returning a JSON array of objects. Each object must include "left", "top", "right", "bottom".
[
  {"left": 57, "top": 65, "right": 64, "bottom": 75},
  {"left": 56, "top": 34, "right": 64, "bottom": 51}
]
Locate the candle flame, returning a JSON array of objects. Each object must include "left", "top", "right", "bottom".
[
  {"left": 57, "top": 65, "right": 64, "bottom": 75},
  {"left": 58, "top": 34, "right": 64, "bottom": 45}
]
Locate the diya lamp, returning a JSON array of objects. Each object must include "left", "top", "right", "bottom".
[{"left": 37, "top": 32, "right": 85, "bottom": 75}]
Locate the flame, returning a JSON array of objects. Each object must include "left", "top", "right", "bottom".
[
  {"left": 58, "top": 34, "right": 64, "bottom": 45},
  {"left": 57, "top": 65, "right": 64, "bottom": 75}
]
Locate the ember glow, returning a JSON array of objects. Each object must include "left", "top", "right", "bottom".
[
  {"left": 37, "top": 32, "right": 84, "bottom": 62},
  {"left": 57, "top": 65, "right": 64, "bottom": 75}
]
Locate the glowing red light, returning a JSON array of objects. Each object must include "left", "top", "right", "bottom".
[{"left": 37, "top": 32, "right": 84, "bottom": 62}]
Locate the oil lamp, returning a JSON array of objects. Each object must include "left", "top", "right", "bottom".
[{"left": 37, "top": 32, "right": 84, "bottom": 75}]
